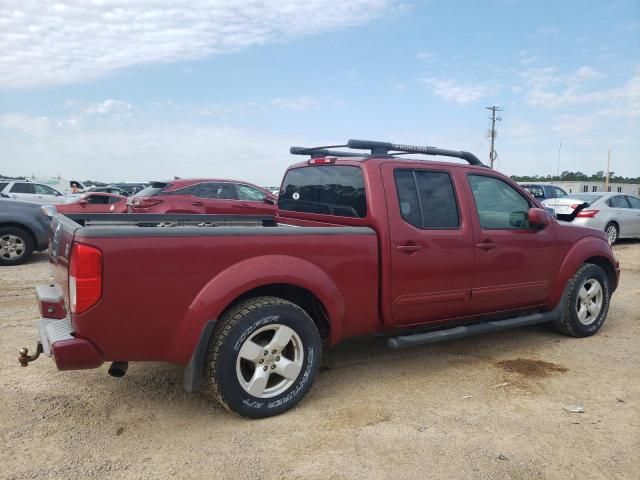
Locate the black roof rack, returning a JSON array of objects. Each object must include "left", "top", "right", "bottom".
[{"left": 290, "top": 139, "right": 487, "bottom": 167}]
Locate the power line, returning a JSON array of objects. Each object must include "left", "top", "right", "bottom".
[{"left": 486, "top": 106, "right": 503, "bottom": 169}]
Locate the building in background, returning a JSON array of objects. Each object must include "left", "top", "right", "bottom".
[{"left": 530, "top": 181, "right": 640, "bottom": 196}]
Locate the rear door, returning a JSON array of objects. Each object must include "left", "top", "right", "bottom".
[
  {"left": 9, "top": 182, "right": 36, "bottom": 201},
  {"left": 465, "top": 174, "right": 557, "bottom": 314},
  {"left": 382, "top": 164, "right": 475, "bottom": 326},
  {"left": 193, "top": 182, "right": 238, "bottom": 214}
]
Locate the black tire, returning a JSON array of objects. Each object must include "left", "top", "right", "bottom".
[
  {"left": 554, "top": 263, "right": 611, "bottom": 337},
  {"left": 604, "top": 222, "right": 618, "bottom": 245},
  {"left": 0, "top": 227, "right": 34, "bottom": 266},
  {"left": 206, "top": 296, "right": 322, "bottom": 418}
]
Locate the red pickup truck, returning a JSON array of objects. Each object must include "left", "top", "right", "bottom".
[{"left": 20, "top": 139, "right": 619, "bottom": 418}]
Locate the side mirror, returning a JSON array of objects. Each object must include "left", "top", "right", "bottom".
[
  {"left": 528, "top": 207, "right": 550, "bottom": 228},
  {"left": 79, "top": 199, "right": 89, "bottom": 205},
  {"left": 263, "top": 196, "right": 275, "bottom": 205}
]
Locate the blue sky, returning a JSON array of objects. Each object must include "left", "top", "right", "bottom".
[{"left": 0, "top": 0, "right": 638, "bottom": 185}]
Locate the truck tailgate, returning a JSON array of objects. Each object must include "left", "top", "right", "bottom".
[{"left": 48, "top": 214, "right": 83, "bottom": 307}]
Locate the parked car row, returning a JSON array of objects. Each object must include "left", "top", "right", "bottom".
[{"left": 543, "top": 192, "right": 640, "bottom": 244}]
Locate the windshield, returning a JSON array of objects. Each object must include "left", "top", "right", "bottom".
[{"left": 278, "top": 165, "right": 367, "bottom": 218}]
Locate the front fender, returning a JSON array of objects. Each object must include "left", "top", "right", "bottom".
[
  {"left": 548, "top": 236, "right": 618, "bottom": 308},
  {"left": 169, "top": 255, "right": 345, "bottom": 364}
]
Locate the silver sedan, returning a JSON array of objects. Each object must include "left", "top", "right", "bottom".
[{"left": 542, "top": 192, "right": 640, "bottom": 244}]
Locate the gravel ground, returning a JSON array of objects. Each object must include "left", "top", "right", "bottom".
[{"left": 1, "top": 241, "right": 639, "bottom": 480}]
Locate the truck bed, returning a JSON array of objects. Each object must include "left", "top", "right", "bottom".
[{"left": 49, "top": 213, "right": 380, "bottom": 365}]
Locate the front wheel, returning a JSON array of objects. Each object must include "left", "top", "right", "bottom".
[
  {"left": 0, "top": 227, "right": 34, "bottom": 266},
  {"left": 206, "top": 296, "right": 322, "bottom": 418},
  {"left": 554, "top": 263, "right": 611, "bottom": 337}
]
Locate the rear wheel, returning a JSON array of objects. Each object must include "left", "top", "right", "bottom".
[
  {"left": 604, "top": 222, "right": 618, "bottom": 245},
  {"left": 554, "top": 263, "right": 611, "bottom": 337},
  {"left": 0, "top": 227, "right": 33, "bottom": 266},
  {"left": 206, "top": 296, "right": 322, "bottom": 418}
]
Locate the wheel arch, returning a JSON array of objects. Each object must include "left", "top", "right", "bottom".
[
  {"left": 172, "top": 254, "right": 344, "bottom": 366},
  {"left": 549, "top": 236, "right": 619, "bottom": 307}
]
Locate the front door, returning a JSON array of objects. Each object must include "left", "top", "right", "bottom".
[
  {"left": 464, "top": 174, "right": 557, "bottom": 314},
  {"left": 382, "top": 164, "right": 475, "bottom": 326}
]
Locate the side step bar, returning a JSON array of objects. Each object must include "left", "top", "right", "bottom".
[{"left": 387, "top": 310, "right": 559, "bottom": 349}]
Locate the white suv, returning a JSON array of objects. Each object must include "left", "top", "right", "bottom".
[{"left": 0, "top": 181, "right": 68, "bottom": 204}]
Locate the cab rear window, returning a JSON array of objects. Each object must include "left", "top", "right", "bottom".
[{"left": 278, "top": 165, "right": 367, "bottom": 218}]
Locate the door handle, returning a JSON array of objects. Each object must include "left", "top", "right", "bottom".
[
  {"left": 396, "top": 244, "right": 422, "bottom": 253},
  {"left": 476, "top": 242, "right": 496, "bottom": 251},
  {"left": 238, "top": 203, "right": 250, "bottom": 208},
  {"left": 192, "top": 202, "right": 204, "bottom": 207}
]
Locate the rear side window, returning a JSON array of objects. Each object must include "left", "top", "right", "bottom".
[
  {"left": 607, "top": 196, "right": 630, "bottom": 208},
  {"left": 10, "top": 183, "right": 34, "bottom": 194},
  {"left": 279, "top": 166, "right": 367, "bottom": 218},
  {"left": 468, "top": 175, "right": 531, "bottom": 229},
  {"left": 134, "top": 183, "right": 169, "bottom": 197},
  {"left": 0, "top": 182, "right": 8, "bottom": 191},
  {"left": 523, "top": 185, "right": 544, "bottom": 199},
  {"left": 394, "top": 170, "right": 459, "bottom": 229},
  {"left": 194, "top": 183, "right": 236, "bottom": 199}
]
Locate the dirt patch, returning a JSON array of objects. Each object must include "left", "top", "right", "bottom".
[{"left": 495, "top": 358, "right": 568, "bottom": 378}]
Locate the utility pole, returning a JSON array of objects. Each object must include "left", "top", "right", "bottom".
[
  {"left": 605, "top": 150, "right": 611, "bottom": 191},
  {"left": 557, "top": 142, "right": 562, "bottom": 177},
  {"left": 486, "top": 106, "right": 503, "bottom": 168}
]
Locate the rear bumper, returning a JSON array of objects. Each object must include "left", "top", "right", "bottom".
[
  {"left": 35, "top": 285, "right": 104, "bottom": 370},
  {"left": 38, "top": 318, "right": 103, "bottom": 370}
]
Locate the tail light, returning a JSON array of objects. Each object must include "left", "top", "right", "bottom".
[
  {"left": 131, "top": 198, "right": 162, "bottom": 208},
  {"left": 69, "top": 243, "right": 102, "bottom": 314},
  {"left": 576, "top": 209, "right": 599, "bottom": 218}
]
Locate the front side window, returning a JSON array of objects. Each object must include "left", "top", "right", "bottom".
[
  {"left": 0, "top": 182, "right": 8, "bottom": 192},
  {"left": 394, "top": 170, "right": 459, "bottom": 229},
  {"left": 86, "top": 195, "right": 110, "bottom": 205},
  {"left": 34, "top": 184, "right": 61, "bottom": 195},
  {"left": 10, "top": 183, "right": 34, "bottom": 194},
  {"left": 279, "top": 165, "right": 367, "bottom": 218},
  {"left": 553, "top": 187, "right": 567, "bottom": 198},
  {"left": 468, "top": 175, "right": 531, "bottom": 229},
  {"left": 627, "top": 196, "right": 640, "bottom": 209},
  {"left": 236, "top": 184, "right": 267, "bottom": 201}
]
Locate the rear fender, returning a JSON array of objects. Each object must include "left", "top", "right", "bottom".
[
  {"left": 169, "top": 255, "right": 344, "bottom": 364},
  {"left": 548, "top": 236, "right": 617, "bottom": 308}
]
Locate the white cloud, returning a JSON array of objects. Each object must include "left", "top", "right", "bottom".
[
  {"left": 0, "top": 113, "right": 50, "bottom": 135},
  {"left": 82, "top": 99, "right": 132, "bottom": 116},
  {"left": 520, "top": 66, "right": 640, "bottom": 123},
  {"left": 416, "top": 51, "right": 433, "bottom": 60},
  {"left": 421, "top": 78, "right": 498, "bottom": 104},
  {"left": 270, "top": 96, "right": 317, "bottom": 111},
  {"left": 0, "top": 0, "right": 392, "bottom": 89}
]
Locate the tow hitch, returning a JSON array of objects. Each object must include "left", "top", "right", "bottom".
[{"left": 18, "top": 343, "right": 43, "bottom": 367}]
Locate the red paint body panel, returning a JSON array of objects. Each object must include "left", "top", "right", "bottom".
[
  {"left": 128, "top": 178, "right": 276, "bottom": 215},
  {"left": 56, "top": 193, "right": 128, "bottom": 214},
  {"left": 39, "top": 157, "right": 620, "bottom": 372}
]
